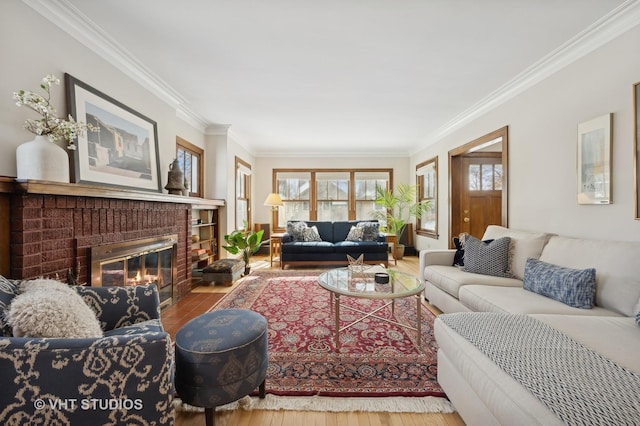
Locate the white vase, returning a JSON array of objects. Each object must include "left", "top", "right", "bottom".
[{"left": 16, "top": 135, "right": 70, "bottom": 183}]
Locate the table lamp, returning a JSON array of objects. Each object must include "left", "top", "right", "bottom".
[{"left": 264, "top": 192, "right": 283, "bottom": 233}]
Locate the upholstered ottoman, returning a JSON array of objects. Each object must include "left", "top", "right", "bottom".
[
  {"left": 201, "top": 259, "right": 245, "bottom": 286},
  {"left": 174, "top": 309, "right": 268, "bottom": 426}
]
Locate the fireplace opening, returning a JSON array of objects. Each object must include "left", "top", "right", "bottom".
[{"left": 90, "top": 234, "right": 178, "bottom": 307}]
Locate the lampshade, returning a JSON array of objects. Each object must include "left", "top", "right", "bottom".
[{"left": 264, "top": 193, "right": 283, "bottom": 207}]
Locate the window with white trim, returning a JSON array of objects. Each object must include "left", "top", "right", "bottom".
[
  {"left": 176, "top": 137, "right": 203, "bottom": 197},
  {"left": 235, "top": 157, "right": 251, "bottom": 230}
]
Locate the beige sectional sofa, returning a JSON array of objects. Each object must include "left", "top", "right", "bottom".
[{"left": 419, "top": 226, "right": 640, "bottom": 425}]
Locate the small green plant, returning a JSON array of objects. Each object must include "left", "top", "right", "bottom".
[{"left": 222, "top": 221, "right": 264, "bottom": 266}]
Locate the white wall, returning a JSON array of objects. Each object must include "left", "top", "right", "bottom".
[
  {"left": 0, "top": 1, "right": 206, "bottom": 188},
  {"left": 412, "top": 24, "right": 640, "bottom": 250}
]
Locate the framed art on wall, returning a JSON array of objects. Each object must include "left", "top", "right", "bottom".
[
  {"left": 65, "top": 74, "right": 162, "bottom": 192},
  {"left": 577, "top": 113, "right": 612, "bottom": 205}
]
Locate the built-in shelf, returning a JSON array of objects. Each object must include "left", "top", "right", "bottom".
[{"left": 191, "top": 208, "right": 219, "bottom": 285}]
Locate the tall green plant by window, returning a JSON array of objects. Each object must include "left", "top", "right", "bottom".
[{"left": 371, "top": 183, "right": 432, "bottom": 239}]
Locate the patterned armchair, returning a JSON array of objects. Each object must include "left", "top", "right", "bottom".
[{"left": 0, "top": 277, "right": 175, "bottom": 425}]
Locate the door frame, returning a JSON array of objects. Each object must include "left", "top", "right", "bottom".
[{"left": 448, "top": 126, "right": 509, "bottom": 247}]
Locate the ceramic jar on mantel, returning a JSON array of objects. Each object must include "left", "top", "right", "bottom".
[
  {"left": 16, "top": 135, "right": 70, "bottom": 183},
  {"left": 164, "top": 158, "right": 185, "bottom": 195}
]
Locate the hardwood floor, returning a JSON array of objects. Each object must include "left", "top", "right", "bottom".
[
  {"left": 161, "top": 291, "right": 225, "bottom": 339},
  {"left": 162, "top": 255, "right": 465, "bottom": 426}
]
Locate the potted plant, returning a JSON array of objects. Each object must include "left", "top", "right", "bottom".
[
  {"left": 222, "top": 222, "right": 264, "bottom": 275},
  {"left": 371, "top": 183, "right": 431, "bottom": 259}
]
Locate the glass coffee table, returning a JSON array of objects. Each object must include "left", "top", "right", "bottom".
[{"left": 317, "top": 267, "right": 425, "bottom": 349}]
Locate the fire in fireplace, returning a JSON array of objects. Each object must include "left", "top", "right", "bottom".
[{"left": 90, "top": 235, "right": 178, "bottom": 307}]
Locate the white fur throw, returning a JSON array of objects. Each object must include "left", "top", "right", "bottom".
[{"left": 6, "top": 279, "right": 103, "bottom": 338}]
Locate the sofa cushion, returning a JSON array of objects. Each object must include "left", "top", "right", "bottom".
[
  {"left": 539, "top": 236, "right": 640, "bottom": 316},
  {"left": 357, "top": 221, "right": 380, "bottom": 241},
  {"left": 424, "top": 265, "right": 522, "bottom": 298},
  {"left": 452, "top": 236, "right": 465, "bottom": 266},
  {"left": 346, "top": 226, "right": 364, "bottom": 241},
  {"left": 462, "top": 236, "right": 511, "bottom": 277},
  {"left": 7, "top": 279, "right": 103, "bottom": 338},
  {"left": 459, "top": 285, "right": 619, "bottom": 316},
  {"left": 452, "top": 234, "right": 495, "bottom": 267},
  {"left": 334, "top": 241, "right": 388, "bottom": 254},
  {"left": 282, "top": 241, "right": 335, "bottom": 253},
  {"left": 75, "top": 284, "right": 161, "bottom": 331},
  {"left": 523, "top": 258, "right": 596, "bottom": 309},
  {"left": 286, "top": 221, "right": 310, "bottom": 241},
  {"left": 303, "top": 221, "right": 335, "bottom": 242},
  {"left": 482, "top": 225, "right": 550, "bottom": 279},
  {"left": 332, "top": 221, "right": 355, "bottom": 241},
  {"left": 303, "top": 225, "right": 322, "bottom": 242}
]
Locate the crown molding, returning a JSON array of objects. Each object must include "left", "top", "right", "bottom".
[
  {"left": 418, "top": 0, "right": 640, "bottom": 152},
  {"left": 205, "top": 124, "right": 232, "bottom": 136},
  {"left": 176, "top": 107, "right": 207, "bottom": 132},
  {"left": 22, "top": 0, "right": 199, "bottom": 114},
  {"left": 201, "top": 125, "right": 259, "bottom": 158}
]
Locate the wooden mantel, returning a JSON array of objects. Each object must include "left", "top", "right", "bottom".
[{"left": 0, "top": 177, "right": 225, "bottom": 207}]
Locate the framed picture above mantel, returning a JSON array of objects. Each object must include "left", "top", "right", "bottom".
[{"left": 65, "top": 74, "right": 162, "bottom": 192}]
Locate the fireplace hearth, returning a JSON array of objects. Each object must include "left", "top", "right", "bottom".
[{"left": 91, "top": 235, "right": 178, "bottom": 307}]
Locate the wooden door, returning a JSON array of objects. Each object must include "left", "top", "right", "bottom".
[{"left": 452, "top": 153, "right": 503, "bottom": 240}]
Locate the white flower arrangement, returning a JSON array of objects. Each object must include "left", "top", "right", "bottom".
[{"left": 13, "top": 74, "right": 98, "bottom": 150}]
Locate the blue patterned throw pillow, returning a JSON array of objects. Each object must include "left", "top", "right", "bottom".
[
  {"left": 523, "top": 258, "right": 596, "bottom": 309},
  {"left": 462, "top": 235, "right": 510, "bottom": 277},
  {"left": 636, "top": 310, "right": 640, "bottom": 327}
]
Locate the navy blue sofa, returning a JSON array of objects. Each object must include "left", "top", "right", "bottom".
[{"left": 281, "top": 220, "right": 389, "bottom": 268}]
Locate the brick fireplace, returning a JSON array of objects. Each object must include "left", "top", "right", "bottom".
[{"left": 5, "top": 180, "right": 223, "bottom": 305}]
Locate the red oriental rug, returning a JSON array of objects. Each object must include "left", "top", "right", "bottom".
[{"left": 209, "top": 269, "right": 445, "bottom": 399}]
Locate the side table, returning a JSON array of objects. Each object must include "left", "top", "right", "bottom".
[
  {"left": 269, "top": 232, "right": 285, "bottom": 267},
  {"left": 384, "top": 233, "right": 398, "bottom": 266}
]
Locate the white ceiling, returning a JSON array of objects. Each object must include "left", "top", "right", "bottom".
[{"left": 39, "top": 0, "right": 634, "bottom": 156}]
